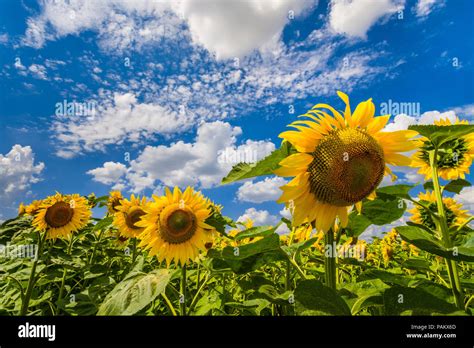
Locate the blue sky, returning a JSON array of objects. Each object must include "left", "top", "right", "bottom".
[{"left": 0, "top": 0, "right": 473, "bottom": 237}]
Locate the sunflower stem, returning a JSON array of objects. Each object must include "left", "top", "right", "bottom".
[
  {"left": 429, "top": 150, "right": 464, "bottom": 310},
  {"left": 180, "top": 265, "right": 187, "bottom": 316},
  {"left": 131, "top": 237, "right": 138, "bottom": 265},
  {"left": 20, "top": 230, "right": 47, "bottom": 316},
  {"left": 57, "top": 236, "right": 74, "bottom": 313},
  {"left": 324, "top": 229, "right": 337, "bottom": 290},
  {"left": 161, "top": 292, "right": 178, "bottom": 316}
]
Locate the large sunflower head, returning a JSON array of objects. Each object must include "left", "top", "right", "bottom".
[
  {"left": 137, "top": 187, "right": 214, "bottom": 266},
  {"left": 409, "top": 191, "right": 469, "bottom": 230},
  {"left": 275, "top": 91, "right": 417, "bottom": 231},
  {"left": 107, "top": 191, "right": 124, "bottom": 214},
  {"left": 32, "top": 193, "right": 91, "bottom": 240},
  {"left": 411, "top": 117, "right": 474, "bottom": 180},
  {"left": 113, "top": 194, "right": 148, "bottom": 238}
]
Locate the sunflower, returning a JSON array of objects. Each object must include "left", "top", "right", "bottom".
[
  {"left": 411, "top": 117, "right": 474, "bottom": 180},
  {"left": 107, "top": 191, "right": 123, "bottom": 214},
  {"left": 18, "top": 203, "right": 27, "bottom": 215},
  {"left": 409, "top": 191, "right": 469, "bottom": 230},
  {"left": 32, "top": 193, "right": 91, "bottom": 240},
  {"left": 293, "top": 222, "right": 313, "bottom": 242},
  {"left": 275, "top": 91, "right": 417, "bottom": 231},
  {"left": 227, "top": 218, "right": 256, "bottom": 246},
  {"left": 113, "top": 194, "right": 147, "bottom": 238},
  {"left": 25, "top": 200, "right": 42, "bottom": 215},
  {"left": 137, "top": 187, "right": 214, "bottom": 266}
]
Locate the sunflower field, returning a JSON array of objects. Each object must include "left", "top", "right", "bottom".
[{"left": 1, "top": 92, "right": 473, "bottom": 317}]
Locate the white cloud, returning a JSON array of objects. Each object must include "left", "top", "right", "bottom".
[
  {"left": 415, "top": 0, "right": 445, "bottom": 18},
  {"left": 383, "top": 110, "right": 458, "bottom": 132},
  {"left": 237, "top": 207, "right": 280, "bottom": 226},
  {"left": 176, "top": 0, "right": 315, "bottom": 59},
  {"left": 52, "top": 92, "right": 190, "bottom": 157},
  {"left": 28, "top": 64, "right": 48, "bottom": 80},
  {"left": 329, "top": 0, "right": 404, "bottom": 39},
  {"left": 237, "top": 177, "right": 287, "bottom": 203},
  {"left": 0, "top": 145, "right": 45, "bottom": 218},
  {"left": 87, "top": 161, "right": 128, "bottom": 190},
  {"left": 455, "top": 187, "right": 474, "bottom": 216},
  {"left": 87, "top": 121, "right": 275, "bottom": 192},
  {"left": 0, "top": 33, "right": 8, "bottom": 44},
  {"left": 22, "top": 0, "right": 315, "bottom": 59},
  {"left": 451, "top": 103, "right": 474, "bottom": 122}
]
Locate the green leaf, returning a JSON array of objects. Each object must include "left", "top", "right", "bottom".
[
  {"left": 400, "top": 258, "right": 432, "bottom": 273},
  {"left": 345, "top": 213, "right": 372, "bottom": 237},
  {"left": 92, "top": 216, "right": 113, "bottom": 232},
  {"left": 234, "top": 225, "right": 276, "bottom": 241},
  {"left": 396, "top": 225, "right": 474, "bottom": 262},
  {"left": 383, "top": 285, "right": 459, "bottom": 315},
  {"left": 205, "top": 209, "right": 235, "bottom": 234},
  {"left": 221, "top": 141, "right": 294, "bottom": 184},
  {"left": 361, "top": 197, "right": 406, "bottom": 225},
  {"left": 255, "top": 285, "right": 293, "bottom": 306},
  {"left": 443, "top": 179, "right": 471, "bottom": 194},
  {"left": 409, "top": 124, "right": 474, "bottom": 146},
  {"left": 294, "top": 280, "right": 351, "bottom": 315},
  {"left": 423, "top": 181, "right": 434, "bottom": 191},
  {"left": 97, "top": 269, "right": 172, "bottom": 315},
  {"left": 221, "top": 234, "right": 281, "bottom": 260},
  {"left": 357, "top": 269, "right": 412, "bottom": 287},
  {"left": 376, "top": 184, "right": 414, "bottom": 200}
]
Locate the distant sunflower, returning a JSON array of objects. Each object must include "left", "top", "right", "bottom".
[
  {"left": 137, "top": 187, "right": 213, "bottom": 266},
  {"left": 293, "top": 222, "right": 313, "bottom": 242},
  {"left": 275, "top": 91, "right": 417, "bottom": 231},
  {"left": 411, "top": 117, "right": 474, "bottom": 180},
  {"left": 107, "top": 191, "right": 123, "bottom": 214},
  {"left": 409, "top": 191, "right": 469, "bottom": 230},
  {"left": 32, "top": 193, "right": 91, "bottom": 240},
  {"left": 113, "top": 194, "right": 147, "bottom": 238},
  {"left": 18, "top": 203, "right": 27, "bottom": 215},
  {"left": 25, "top": 200, "right": 42, "bottom": 215}
]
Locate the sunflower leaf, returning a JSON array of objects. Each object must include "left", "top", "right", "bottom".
[
  {"left": 221, "top": 141, "right": 294, "bottom": 184},
  {"left": 443, "top": 178, "right": 471, "bottom": 194},
  {"left": 97, "top": 269, "right": 172, "bottom": 315},
  {"left": 408, "top": 124, "right": 474, "bottom": 146},
  {"left": 396, "top": 225, "right": 474, "bottom": 262},
  {"left": 294, "top": 279, "right": 351, "bottom": 315}
]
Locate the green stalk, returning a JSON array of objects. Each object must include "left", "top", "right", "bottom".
[
  {"left": 429, "top": 150, "right": 464, "bottom": 309},
  {"left": 131, "top": 237, "right": 138, "bottom": 265},
  {"left": 57, "top": 237, "right": 74, "bottom": 312},
  {"left": 180, "top": 265, "right": 187, "bottom": 316},
  {"left": 161, "top": 293, "right": 178, "bottom": 316},
  {"left": 20, "top": 231, "right": 47, "bottom": 315},
  {"left": 324, "top": 229, "right": 337, "bottom": 290}
]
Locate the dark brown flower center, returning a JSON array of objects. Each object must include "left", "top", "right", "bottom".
[
  {"left": 125, "top": 208, "right": 145, "bottom": 229},
  {"left": 45, "top": 201, "right": 74, "bottom": 228},
  {"left": 160, "top": 209, "right": 197, "bottom": 244},
  {"left": 308, "top": 128, "right": 385, "bottom": 206}
]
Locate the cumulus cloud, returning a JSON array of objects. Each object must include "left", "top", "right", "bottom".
[
  {"left": 87, "top": 121, "right": 275, "bottom": 192},
  {"left": 415, "top": 0, "right": 445, "bottom": 18},
  {"left": 237, "top": 177, "right": 287, "bottom": 203},
  {"left": 86, "top": 162, "right": 128, "bottom": 190},
  {"left": 22, "top": 0, "right": 315, "bottom": 59},
  {"left": 0, "top": 145, "right": 45, "bottom": 218},
  {"left": 329, "top": 0, "right": 404, "bottom": 38},
  {"left": 237, "top": 207, "right": 280, "bottom": 226},
  {"left": 383, "top": 110, "right": 458, "bottom": 132},
  {"left": 52, "top": 92, "right": 190, "bottom": 157},
  {"left": 455, "top": 187, "right": 474, "bottom": 216},
  {"left": 176, "top": 0, "right": 314, "bottom": 59}
]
